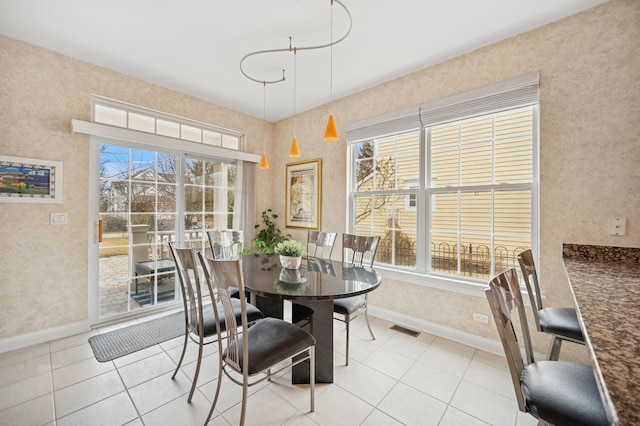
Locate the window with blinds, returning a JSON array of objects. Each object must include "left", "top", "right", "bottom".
[{"left": 347, "top": 73, "right": 538, "bottom": 282}]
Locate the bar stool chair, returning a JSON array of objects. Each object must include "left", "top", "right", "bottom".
[
  {"left": 518, "top": 249, "right": 585, "bottom": 360},
  {"left": 486, "top": 268, "right": 608, "bottom": 426},
  {"left": 334, "top": 233, "right": 380, "bottom": 365}
]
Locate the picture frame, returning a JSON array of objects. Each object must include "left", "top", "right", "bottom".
[
  {"left": 285, "top": 158, "right": 321, "bottom": 230},
  {"left": 0, "top": 155, "right": 63, "bottom": 203}
]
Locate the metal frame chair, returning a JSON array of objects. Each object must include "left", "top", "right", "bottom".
[
  {"left": 206, "top": 229, "right": 244, "bottom": 259},
  {"left": 518, "top": 249, "right": 585, "bottom": 360},
  {"left": 168, "top": 243, "right": 262, "bottom": 403},
  {"left": 486, "top": 268, "right": 608, "bottom": 425},
  {"left": 307, "top": 231, "right": 337, "bottom": 259},
  {"left": 334, "top": 233, "right": 380, "bottom": 365},
  {"left": 199, "top": 255, "right": 316, "bottom": 426}
]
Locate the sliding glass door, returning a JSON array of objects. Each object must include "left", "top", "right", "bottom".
[{"left": 93, "top": 139, "right": 240, "bottom": 320}]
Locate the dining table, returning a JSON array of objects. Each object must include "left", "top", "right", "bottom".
[{"left": 241, "top": 254, "right": 382, "bottom": 384}]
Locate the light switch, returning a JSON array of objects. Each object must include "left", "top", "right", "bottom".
[
  {"left": 608, "top": 217, "right": 626, "bottom": 236},
  {"left": 50, "top": 213, "right": 68, "bottom": 225}
]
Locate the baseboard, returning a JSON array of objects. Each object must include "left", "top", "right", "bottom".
[
  {"left": 368, "top": 305, "right": 504, "bottom": 357},
  {"left": 0, "top": 320, "right": 92, "bottom": 353}
]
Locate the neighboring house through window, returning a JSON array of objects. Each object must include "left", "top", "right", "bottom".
[{"left": 346, "top": 73, "right": 539, "bottom": 284}]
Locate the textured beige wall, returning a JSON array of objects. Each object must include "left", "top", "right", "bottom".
[
  {"left": 1, "top": 0, "right": 638, "bottom": 359},
  {"left": 0, "top": 35, "right": 268, "bottom": 339},
  {"left": 268, "top": 0, "right": 639, "bottom": 359}
]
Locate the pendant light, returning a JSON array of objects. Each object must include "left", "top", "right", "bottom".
[
  {"left": 259, "top": 82, "right": 270, "bottom": 169},
  {"left": 289, "top": 45, "right": 301, "bottom": 157},
  {"left": 323, "top": 0, "right": 339, "bottom": 141}
]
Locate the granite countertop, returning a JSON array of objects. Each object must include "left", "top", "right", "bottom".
[{"left": 562, "top": 244, "right": 640, "bottom": 426}]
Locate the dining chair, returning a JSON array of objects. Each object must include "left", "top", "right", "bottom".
[
  {"left": 518, "top": 249, "right": 585, "bottom": 360},
  {"left": 334, "top": 233, "right": 381, "bottom": 365},
  {"left": 306, "top": 230, "right": 337, "bottom": 259},
  {"left": 198, "top": 255, "right": 316, "bottom": 426},
  {"left": 206, "top": 229, "right": 244, "bottom": 259},
  {"left": 485, "top": 268, "right": 608, "bottom": 425},
  {"left": 168, "top": 243, "right": 263, "bottom": 403}
]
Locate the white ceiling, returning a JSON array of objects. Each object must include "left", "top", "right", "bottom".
[{"left": 0, "top": 0, "right": 607, "bottom": 122}]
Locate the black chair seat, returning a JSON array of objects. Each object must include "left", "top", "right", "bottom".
[
  {"left": 292, "top": 304, "right": 314, "bottom": 325},
  {"left": 224, "top": 317, "right": 316, "bottom": 374},
  {"left": 333, "top": 296, "right": 365, "bottom": 315},
  {"left": 522, "top": 361, "right": 609, "bottom": 426},
  {"left": 199, "top": 300, "right": 263, "bottom": 336},
  {"left": 538, "top": 307, "right": 584, "bottom": 342}
]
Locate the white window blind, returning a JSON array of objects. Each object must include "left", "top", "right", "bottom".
[{"left": 346, "top": 72, "right": 539, "bottom": 142}]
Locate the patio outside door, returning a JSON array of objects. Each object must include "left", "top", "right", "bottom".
[{"left": 93, "top": 140, "right": 239, "bottom": 321}]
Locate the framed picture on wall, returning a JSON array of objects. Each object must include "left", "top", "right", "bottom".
[
  {"left": 285, "top": 158, "right": 321, "bottom": 230},
  {"left": 0, "top": 155, "right": 63, "bottom": 203}
]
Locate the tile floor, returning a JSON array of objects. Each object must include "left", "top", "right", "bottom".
[{"left": 0, "top": 311, "right": 538, "bottom": 426}]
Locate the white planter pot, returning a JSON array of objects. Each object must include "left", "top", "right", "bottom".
[{"left": 280, "top": 255, "right": 302, "bottom": 270}]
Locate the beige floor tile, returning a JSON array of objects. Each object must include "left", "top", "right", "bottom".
[
  {"left": 418, "top": 338, "right": 475, "bottom": 377},
  {"left": 0, "top": 343, "right": 50, "bottom": 368},
  {"left": 378, "top": 382, "right": 447, "bottom": 425},
  {"left": 449, "top": 380, "right": 517, "bottom": 425},
  {"left": 380, "top": 331, "right": 430, "bottom": 360},
  {"left": 0, "top": 353, "right": 51, "bottom": 387},
  {"left": 0, "top": 371, "right": 52, "bottom": 412},
  {"left": 141, "top": 389, "right": 213, "bottom": 426},
  {"left": 50, "top": 343, "right": 95, "bottom": 370},
  {"left": 462, "top": 358, "right": 515, "bottom": 400},
  {"left": 0, "top": 393, "right": 54, "bottom": 426},
  {"left": 439, "top": 406, "right": 491, "bottom": 425},
  {"left": 56, "top": 391, "right": 138, "bottom": 426},
  {"left": 221, "top": 386, "right": 300, "bottom": 426},
  {"left": 52, "top": 357, "right": 115, "bottom": 390},
  {"left": 128, "top": 370, "right": 192, "bottom": 415},
  {"left": 54, "top": 370, "right": 125, "bottom": 418},
  {"left": 336, "top": 363, "right": 396, "bottom": 406},
  {"left": 118, "top": 351, "right": 177, "bottom": 388},
  {"left": 360, "top": 409, "right": 405, "bottom": 425},
  {"left": 306, "top": 384, "right": 374, "bottom": 426},
  {"left": 400, "top": 360, "right": 461, "bottom": 404},
  {"left": 360, "top": 345, "right": 415, "bottom": 380}
]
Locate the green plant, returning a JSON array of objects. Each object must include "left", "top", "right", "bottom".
[
  {"left": 274, "top": 239, "right": 306, "bottom": 257},
  {"left": 249, "top": 209, "right": 290, "bottom": 253}
]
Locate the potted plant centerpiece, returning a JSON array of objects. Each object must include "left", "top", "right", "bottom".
[{"left": 274, "top": 239, "right": 306, "bottom": 269}]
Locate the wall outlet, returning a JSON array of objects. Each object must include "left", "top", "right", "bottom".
[{"left": 472, "top": 313, "right": 489, "bottom": 324}]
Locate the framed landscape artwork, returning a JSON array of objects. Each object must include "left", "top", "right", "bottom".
[
  {"left": 285, "top": 158, "right": 321, "bottom": 230},
  {"left": 0, "top": 155, "right": 63, "bottom": 203}
]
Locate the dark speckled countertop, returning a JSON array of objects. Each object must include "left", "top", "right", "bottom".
[{"left": 563, "top": 243, "right": 640, "bottom": 426}]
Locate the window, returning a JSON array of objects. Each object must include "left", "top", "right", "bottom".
[
  {"left": 347, "top": 73, "right": 538, "bottom": 282},
  {"left": 93, "top": 98, "right": 242, "bottom": 150}
]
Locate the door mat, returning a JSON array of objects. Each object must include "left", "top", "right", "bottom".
[{"left": 88, "top": 312, "right": 184, "bottom": 362}]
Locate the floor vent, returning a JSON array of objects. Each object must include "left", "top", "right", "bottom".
[{"left": 390, "top": 325, "right": 420, "bottom": 337}]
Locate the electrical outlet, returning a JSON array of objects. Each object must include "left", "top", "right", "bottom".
[{"left": 473, "top": 313, "right": 489, "bottom": 324}]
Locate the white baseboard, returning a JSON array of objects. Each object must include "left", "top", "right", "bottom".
[
  {"left": 0, "top": 320, "right": 92, "bottom": 353},
  {"left": 368, "top": 305, "right": 504, "bottom": 357}
]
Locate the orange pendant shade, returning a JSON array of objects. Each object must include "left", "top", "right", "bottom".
[
  {"left": 289, "top": 137, "right": 301, "bottom": 157},
  {"left": 259, "top": 153, "right": 270, "bottom": 169},
  {"left": 323, "top": 114, "right": 339, "bottom": 141}
]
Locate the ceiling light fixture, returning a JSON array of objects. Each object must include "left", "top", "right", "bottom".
[
  {"left": 289, "top": 43, "right": 301, "bottom": 157},
  {"left": 240, "top": 0, "right": 352, "bottom": 165},
  {"left": 323, "top": 0, "right": 339, "bottom": 141},
  {"left": 259, "top": 82, "right": 270, "bottom": 169}
]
